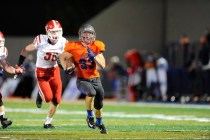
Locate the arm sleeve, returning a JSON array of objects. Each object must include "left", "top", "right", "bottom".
[{"left": 18, "top": 55, "right": 26, "bottom": 65}]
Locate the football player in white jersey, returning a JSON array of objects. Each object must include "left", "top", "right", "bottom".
[
  {"left": 0, "top": 31, "right": 25, "bottom": 129},
  {"left": 17, "top": 20, "right": 68, "bottom": 129}
]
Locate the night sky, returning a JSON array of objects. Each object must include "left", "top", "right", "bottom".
[{"left": 1, "top": 0, "right": 117, "bottom": 36}]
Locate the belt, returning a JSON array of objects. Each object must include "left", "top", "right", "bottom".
[{"left": 78, "top": 78, "right": 98, "bottom": 82}]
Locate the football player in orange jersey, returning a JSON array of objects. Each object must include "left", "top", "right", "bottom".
[
  {"left": 0, "top": 31, "right": 25, "bottom": 128},
  {"left": 58, "top": 24, "right": 107, "bottom": 134},
  {"left": 17, "top": 20, "right": 68, "bottom": 129}
]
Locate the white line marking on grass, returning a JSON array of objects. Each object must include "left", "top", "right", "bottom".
[
  {"left": 6, "top": 108, "right": 210, "bottom": 122},
  {"left": 105, "top": 101, "right": 210, "bottom": 109},
  {"left": 105, "top": 113, "right": 210, "bottom": 122},
  {"left": 0, "top": 137, "right": 11, "bottom": 139}
]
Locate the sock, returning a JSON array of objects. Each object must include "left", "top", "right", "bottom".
[
  {"left": 0, "top": 112, "right": 5, "bottom": 120},
  {"left": 0, "top": 112, "right": 5, "bottom": 116},
  {"left": 87, "top": 110, "right": 93, "bottom": 118},
  {"left": 96, "top": 118, "right": 102, "bottom": 125},
  {"left": 45, "top": 117, "right": 53, "bottom": 125}
]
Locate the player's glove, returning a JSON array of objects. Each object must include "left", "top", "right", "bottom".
[
  {"left": 15, "top": 65, "right": 25, "bottom": 75},
  {"left": 65, "top": 68, "right": 75, "bottom": 75},
  {"left": 87, "top": 48, "right": 95, "bottom": 59}
]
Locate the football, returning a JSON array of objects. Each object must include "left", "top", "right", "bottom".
[
  {"left": 56, "top": 53, "right": 75, "bottom": 70},
  {"left": 65, "top": 53, "right": 76, "bottom": 70}
]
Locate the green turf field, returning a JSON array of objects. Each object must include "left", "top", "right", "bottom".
[{"left": 0, "top": 98, "right": 210, "bottom": 139}]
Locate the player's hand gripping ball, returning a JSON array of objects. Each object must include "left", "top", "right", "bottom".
[
  {"left": 56, "top": 53, "right": 76, "bottom": 74},
  {"left": 65, "top": 54, "right": 76, "bottom": 75}
]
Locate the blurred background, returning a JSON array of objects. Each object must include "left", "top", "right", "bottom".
[{"left": 1, "top": 0, "right": 210, "bottom": 103}]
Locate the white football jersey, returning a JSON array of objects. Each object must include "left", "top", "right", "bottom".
[
  {"left": 0, "top": 46, "right": 8, "bottom": 60},
  {"left": 33, "top": 34, "right": 67, "bottom": 68}
]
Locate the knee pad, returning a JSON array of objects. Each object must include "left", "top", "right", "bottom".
[
  {"left": 87, "top": 89, "right": 96, "bottom": 97},
  {"left": 94, "top": 99, "right": 103, "bottom": 110},
  {"left": 52, "top": 101, "right": 59, "bottom": 106},
  {"left": 52, "top": 98, "right": 60, "bottom": 106}
]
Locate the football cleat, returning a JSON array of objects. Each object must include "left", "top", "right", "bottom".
[
  {"left": 1, "top": 117, "right": 12, "bottom": 129},
  {"left": 36, "top": 93, "right": 42, "bottom": 108},
  {"left": 44, "top": 124, "right": 55, "bottom": 129},
  {"left": 96, "top": 123, "right": 108, "bottom": 134},
  {"left": 86, "top": 116, "right": 96, "bottom": 129}
]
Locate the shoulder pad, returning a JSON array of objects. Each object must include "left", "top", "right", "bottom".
[{"left": 94, "top": 40, "right": 105, "bottom": 47}]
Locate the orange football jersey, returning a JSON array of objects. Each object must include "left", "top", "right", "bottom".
[{"left": 64, "top": 40, "right": 105, "bottom": 79}]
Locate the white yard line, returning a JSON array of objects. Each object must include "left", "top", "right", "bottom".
[
  {"left": 104, "top": 101, "right": 210, "bottom": 109},
  {"left": 6, "top": 108, "right": 210, "bottom": 122}
]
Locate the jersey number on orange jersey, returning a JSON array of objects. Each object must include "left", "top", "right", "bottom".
[{"left": 79, "top": 58, "right": 94, "bottom": 69}]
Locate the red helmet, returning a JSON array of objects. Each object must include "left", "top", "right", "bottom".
[
  {"left": 0, "top": 31, "right": 5, "bottom": 47},
  {"left": 45, "top": 20, "right": 63, "bottom": 42}
]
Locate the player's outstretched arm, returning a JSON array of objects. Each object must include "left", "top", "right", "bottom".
[
  {"left": 13, "top": 43, "right": 35, "bottom": 79},
  {"left": 18, "top": 43, "right": 36, "bottom": 65},
  {"left": 0, "top": 60, "right": 24, "bottom": 75}
]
